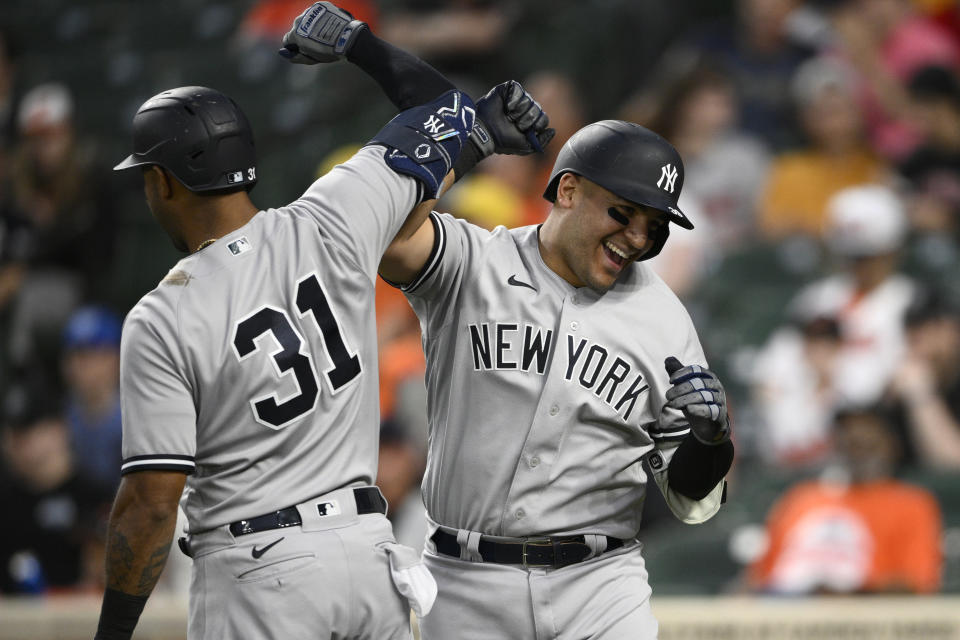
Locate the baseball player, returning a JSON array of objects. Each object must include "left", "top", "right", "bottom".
[
  {"left": 379, "top": 121, "right": 735, "bottom": 639},
  {"left": 93, "top": 4, "right": 552, "bottom": 639}
]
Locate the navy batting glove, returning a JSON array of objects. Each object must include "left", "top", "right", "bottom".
[{"left": 664, "top": 357, "right": 731, "bottom": 446}]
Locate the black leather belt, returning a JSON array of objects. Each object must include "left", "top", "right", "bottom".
[
  {"left": 228, "top": 487, "right": 387, "bottom": 537},
  {"left": 430, "top": 529, "right": 625, "bottom": 568}
]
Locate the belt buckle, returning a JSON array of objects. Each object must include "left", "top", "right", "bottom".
[{"left": 521, "top": 537, "right": 554, "bottom": 568}]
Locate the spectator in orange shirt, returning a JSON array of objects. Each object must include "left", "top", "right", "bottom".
[
  {"left": 759, "top": 55, "right": 889, "bottom": 240},
  {"left": 748, "top": 406, "right": 942, "bottom": 594}
]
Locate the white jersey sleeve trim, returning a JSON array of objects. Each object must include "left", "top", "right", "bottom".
[
  {"left": 649, "top": 426, "right": 692, "bottom": 441},
  {"left": 121, "top": 454, "right": 196, "bottom": 475}
]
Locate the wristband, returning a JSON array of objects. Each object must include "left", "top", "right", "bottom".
[
  {"left": 95, "top": 588, "right": 148, "bottom": 640},
  {"left": 452, "top": 140, "right": 486, "bottom": 183},
  {"left": 666, "top": 435, "right": 734, "bottom": 501}
]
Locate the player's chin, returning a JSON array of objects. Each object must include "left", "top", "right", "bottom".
[{"left": 586, "top": 266, "right": 619, "bottom": 293}]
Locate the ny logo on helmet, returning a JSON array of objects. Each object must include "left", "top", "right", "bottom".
[{"left": 657, "top": 164, "right": 679, "bottom": 193}]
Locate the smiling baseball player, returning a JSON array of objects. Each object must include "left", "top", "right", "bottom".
[
  {"left": 93, "top": 3, "right": 553, "bottom": 639},
  {"left": 379, "top": 120, "right": 735, "bottom": 639}
]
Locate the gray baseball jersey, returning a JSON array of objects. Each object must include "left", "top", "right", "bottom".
[
  {"left": 119, "top": 145, "right": 417, "bottom": 533},
  {"left": 398, "top": 213, "right": 722, "bottom": 540}
]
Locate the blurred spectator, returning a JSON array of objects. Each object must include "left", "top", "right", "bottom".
[
  {"left": 0, "top": 28, "right": 20, "bottom": 149},
  {"left": 829, "top": 0, "right": 960, "bottom": 160},
  {"left": 61, "top": 305, "right": 123, "bottom": 493},
  {"left": 4, "top": 82, "right": 118, "bottom": 374},
  {"left": 377, "top": 418, "right": 427, "bottom": 553},
  {"left": 235, "top": 0, "right": 380, "bottom": 45},
  {"left": 522, "top": 70, "right": 587, "bottom": 179},
  {"left": 921, "top": 0, "right": 960, "bottom": 43},
  {"left": 898, "top": 64, "right": 960, "bottom": 238},
  {"left": 747, "top": 406, "right": 942, "bottom": 595},
  {"left": 377, "top": 286, "right": 425, "bottom": 420},
  {"left": 647, "top": 195, "right": 716, "bottom": 300},
  {"left": 0, "top": 382, "right": 112, "bottom": 594},
  {"left": 0, "top": 33, "right": 28, "bottom": 361},
  {"left": 778, "top": 184, "right": 916, "bottom": 406},
  {"left": 640, "top": 0, "right": 816, "bottom": 150},
  {"left": 378, "top": 0, "right": 513, "bottom": 89},
  {"left": 751, "top": 314, "right": 843, "bottom": 468},
  {"left": 758, "top": 55, "right": 890, "bottom": 240},
  {"left": 631, "top": 63, "right": 770, "bottom": 255},
  {"left": 886, "top": 288, "right": 960, "bottom": 469},
  {"left": 443, "top": 153, "right": 540, "bottom": 230}
]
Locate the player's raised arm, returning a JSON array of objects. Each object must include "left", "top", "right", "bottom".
[
  {"left": 280, "top": 2, "right": 454, "bottom": 111},
  {"left": 277, "top": 3, "right": 554, "bottom": 283},
  {"left": 379, "top": 80, "right": 555, "bottom": 285}
]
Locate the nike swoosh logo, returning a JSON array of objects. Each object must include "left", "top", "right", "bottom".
[
  {"left": 251, "top": 537, "right": 285, "bottom": 559},
  {"left": 507, "top": 275, "right": 536, "bottom": 291}
]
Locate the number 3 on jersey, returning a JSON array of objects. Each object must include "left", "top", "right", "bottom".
[{"left": 233, "top": 273, "right": 361, "bottom": 429}]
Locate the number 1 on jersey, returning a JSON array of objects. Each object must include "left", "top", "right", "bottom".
[
  {"left": 296, "top": 274, "right": 361, "bottom": 390},
  {"left": 233, "top": 273, "right": 361, "bottom": 429}
]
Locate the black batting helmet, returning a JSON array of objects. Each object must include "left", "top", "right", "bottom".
[
  {"left": 114, "top": 86, "right": 257, "bottom": 193},
  {"left": 543, "top": 120, "right": 691, "bottom": 260}
]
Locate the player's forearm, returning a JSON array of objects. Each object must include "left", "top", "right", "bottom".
[
  {"left": 103, "top": 501, "right": 177, "bottom": 596},
  {"left": 95, "top": 507, "right": 176, "bottom": 639},
  {"left": 379, "top": 170, "right": 452, "bottom": 284},
  {"left": 96, "top": 472, "right": 184, "bottom": 640},
  {"left": 347, "top": 28, "right": 456, "bottom": 110}
]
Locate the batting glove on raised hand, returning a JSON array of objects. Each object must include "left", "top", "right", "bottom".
[
  {"left": 471, "top": 80, "right": 555, "bottom": 157},
  {"left": 279, "top": 2, "right": 367, "bottom": 64},
  {"left": 664, "top": 357, "right": 731, "bottom": 446}
]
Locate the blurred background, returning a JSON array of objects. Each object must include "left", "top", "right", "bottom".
[{"left": 1, "top": 0, "right": 960, "bottom": 637}]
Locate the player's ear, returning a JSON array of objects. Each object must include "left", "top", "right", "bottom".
[
  {"left": 555, "top": 172, "right": 581, "bottom": 209},
  {"left": 145, "top": 165, "right": 175, "bottom": 200}
]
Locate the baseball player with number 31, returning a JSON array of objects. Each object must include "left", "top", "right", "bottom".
[{"left": 379, "top": 118, "right": 735, "bottom": 638}]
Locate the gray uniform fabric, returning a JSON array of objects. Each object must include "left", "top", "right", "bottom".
[
  {"left": 120, "top": 146, "right": 415, "bottom": 532},
  {"left": 118, "top": 146, "right": 420, "bottom": 639},
  {"left": 397, "top": 213, "right": 722, "bottom": 639}
]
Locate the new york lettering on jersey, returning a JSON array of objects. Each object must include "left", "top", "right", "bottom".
[{"left": 468, "top": 323, "right": 649, "bottom": 421}]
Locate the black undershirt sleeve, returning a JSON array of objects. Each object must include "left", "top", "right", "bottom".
[
  {"left": 666, "top": 435, "right": 734, "bottom": 501},
  {"left": 347, "top": 29, "right": 457, "bottom": 111}
]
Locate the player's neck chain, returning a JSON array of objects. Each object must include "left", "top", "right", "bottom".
[{"left": 195, "top": 238, "right": 218, "bottom": 252}]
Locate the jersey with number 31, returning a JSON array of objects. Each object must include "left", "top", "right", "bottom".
[{"left": 119, "top": 146, "right": 417, "bottom": 532}]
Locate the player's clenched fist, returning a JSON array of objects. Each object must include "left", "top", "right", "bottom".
[
  {"left": 664, "top": 356, "right": 731, "bottom": 445},
  {"left": 453, "top": 80, "right": 555, "bottom": 181},
  {"left": 279, "top": 2, "right": 367, "bottom": 64},
  {"left": 473, "top": 80, "right": 555, "bottom": 156}
]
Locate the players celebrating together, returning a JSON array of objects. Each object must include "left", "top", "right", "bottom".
[{"left": 94, "top": 3, "right": 732, "bottom": 639}]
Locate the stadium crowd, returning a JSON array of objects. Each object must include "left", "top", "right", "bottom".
[{"left": 1, "top": 0, "right": 959, "bottom": 599}]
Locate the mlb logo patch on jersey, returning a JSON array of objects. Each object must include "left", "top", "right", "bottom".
[
  {"left": 317, "top": 500, "right": 341, "bottom": 517},
  {"left": 228, "top": 236, "right": 252, "bottom": 256}
]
